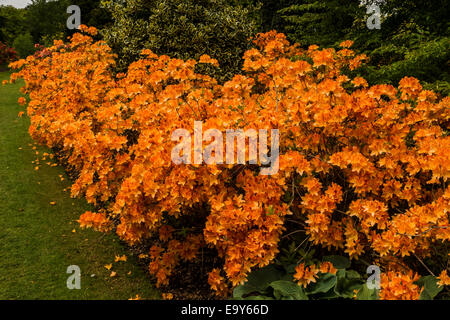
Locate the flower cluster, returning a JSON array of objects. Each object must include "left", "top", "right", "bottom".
[
  {"left": 379, "top": 270, "right": 422, "bottom": 300},
  {"left": 294, "top": 262, "right": 337, "bottom": 288}
]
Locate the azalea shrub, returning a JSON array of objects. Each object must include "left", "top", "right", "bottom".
[{"left": 8, "top": 26, "right": 450, "bottom": 299}]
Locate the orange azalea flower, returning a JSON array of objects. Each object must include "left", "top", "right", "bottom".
[
  {"left": 379, "top": 271, "right": 422, "bottom": 300},
  {"left": 199, "top": 54, "right": 219, "bottom": 67},
  {"left": 437, "top": 270, "right": 450, "bottom": 287},
  {"left": 18, "top": 97, "right": 26, "bottom": 105},
  {"left": 294, "top": 263, "right": 319, "bottom": 288},
  {"left": 162, "top": 293, "right": 173, "bottom": 300},
  {"left": 115, "top": 255, "right": 127, "bottom": 262},
  {"left": 208, "top": 268, "right": 228, "bottom": 296},
  {"left": 319, "top": 262, "right": 337, "bottom": 274},
  {"left": 339, "top": 40, "right": 354, "bottom": 48},
  {"left": 352, "top": 77, "right": 368, "bottom": 88},
  {"left": 78, "top": 211, "right": 111, "bottom": 232},
  {"left": 149, "top": 245, "right": 164, "bottom": 259}
]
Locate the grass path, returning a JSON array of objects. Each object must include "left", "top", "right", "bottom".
[{"left": 0, "top": 71, "right": 159, "bottom": 299}]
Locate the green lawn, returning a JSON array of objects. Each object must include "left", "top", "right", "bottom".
[{"left": 0, "top": 70, "right": 159, "bottom": 300}]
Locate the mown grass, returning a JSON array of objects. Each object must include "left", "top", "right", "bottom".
[{"left": 0, "top": 70, "right": 159, "bottom": 300}]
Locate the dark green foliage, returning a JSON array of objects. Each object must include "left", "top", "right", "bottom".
[
  {"left": 12, "top": 33, "right": 35, "bottom": 58},
  {"left": 232, "top": 251, "right": 380, "bottom": 300},
  {"left": 278, "top": 0, "right": 359, "bottom": 47},
  {"left": 237, "top": 0, "right": 297, "bottom": 33},
  {"left": 2, "top": 0, "right": 447, "bottom": 94},
  {"left": 373, "top": 0, "right": 449, "bottom": 36},
  {"left": 362, "top": 37, "right": 450, "bottom": 95},
  {"left": 101, "top": 0, "right": 258, "bottom": 81},
  {"left": 25, "top": 0, "right": 69, "bottom": 44},
  {"left": 1, "top": 1, "right": 110, "bottom": 56},
  {"left": 0, "top": 5, "right": 28, "bottom": 46},
  {"left": 352, "top": 1, "right": 450, "bottom": 96},
  {"left": 275, "top": 0, "right": 450, "bottom": 96},
  {"left": 68, "top": 0, "right": 111, "bottom": 31},
  {"left": 415, "top": 275, "right": 443, "bottom": 300}
]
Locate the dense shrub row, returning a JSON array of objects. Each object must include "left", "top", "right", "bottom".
[{"left": 8, "top": 26, "right": 450, "bottom": 299}]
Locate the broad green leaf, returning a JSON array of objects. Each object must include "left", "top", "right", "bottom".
[
  {"left": 233, "top": 285, "right": 262, "bottom": 299},
  {"left": 306, "top": 273, "right": 337, "bottom": 295},
  {"left": 269, "top": 280, "right": 309, "bottom": 300},
  {"left": 356, "top": 283, "right": 379, "bottom": 300},
  {"left": 415, "top": 275, "right": 443, "bottom": 300},
  {"left": 246, "top": 265, "right": 285, "bottom": 290},
  {"left": 346, "top": 270, "right": 361, "bottom": 279},
  {"left": 334, "top": 271, "right": 364, "bottom": 298},
  {"left": 336, "top": 269, "right": 346, "bottom": 279},
  {"left": 233, "top": 265, "right": 284, "bottom": 298},
  {"left": 244, "top": 295, "right": 275, "bottom": 300}
]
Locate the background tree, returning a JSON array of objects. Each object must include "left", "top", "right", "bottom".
[
  {"left": 278, "top": 0, "right": 359, "bottom": 47},
  {"left": 25, "top": 0, "right": 69, "bottom": 45},
  {"left": 12, "top": 32, "right": 35, "bottom": 58},
  {"left": 275, "top": 0, "right": 450, "bottom": 95},
  {"left": 351, "top": 0, "right": 450, "bottom": 95},
  {"left": 0, "top": 15, "right": 4, "bottom": 43},
  {"left": 231, "top": 0, "right": 298, "bottom": 33},
  {"left": 0, "top": 5, "right": 28, "bottom": 45},
  {"left": 69, "top": 0, "right": 111, "bottom": 31}
]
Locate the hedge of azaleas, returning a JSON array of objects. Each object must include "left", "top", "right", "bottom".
[{"left": 8, "top": 26, "right": 450, "bottom": 299}]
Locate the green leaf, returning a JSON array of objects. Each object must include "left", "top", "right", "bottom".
[
  {"left": 233, "top": 285, "right": 258, "bottom": 299},
  {"left": 232, "top": 265, "right": 284, "bottom": 299},
  {"left": 346, "top": 270, "right": 361, "bottom": 279},
  {"left": 323, "top": 255, "right": 351, "bottom": 269},
  {"left": 269, "top": 280, "right": 308, "bottom": 300},
  {"left": 313, "top": 289, "right": 339, "bottom": 299},
  {"left": 415, "top": 275, "right": 443, "bottom": 300},
  {"left": 306, "top": 273, "right": 337, "bottom": 295},
  {"left": 334, "top": 270, "right": 364, "bottom": 298},
  {"left": 356, "top": 284, "right": 379, "bottom": 300},
  {"left": 243, "top": 295, "right": 275, "bottom": 300},
  {"left": 336, "top": 268, "right": 346, "bottom": 279}
]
